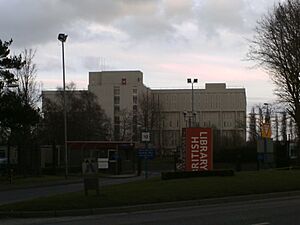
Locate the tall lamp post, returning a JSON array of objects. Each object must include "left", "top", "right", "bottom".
[
  {"left": 58, "top": 33, "right": 68, "bottom": 179},
  {"left": 187, "top": 78, "right": 198, "bottom": 127}
]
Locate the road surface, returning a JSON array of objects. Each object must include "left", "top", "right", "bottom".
[{"left": 1, "top": 195, "right": 300, "bottom": 225}]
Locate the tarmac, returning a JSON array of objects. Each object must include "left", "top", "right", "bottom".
[{"left": 1, "top": 189, "right": 300, "bottom": 218}]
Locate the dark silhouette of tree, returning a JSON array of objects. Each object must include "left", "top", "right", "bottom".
[
  {"left": 248, "top": 0, "right": 300, "bottom": 141},
  {"left": 42, "top": 83, "right": 112, "bottom": 145},
  {"left": 274, "top": 113, "right": 279, "bottom": 141},
  {"left": 0, "top": 40, "right": 40, "bottom": 175},
  {"left": 281, "top": 112, "right": 287, "bottom": 142},
  {"left": 0, "top": 39, "right": 23, "bottom": 91}
]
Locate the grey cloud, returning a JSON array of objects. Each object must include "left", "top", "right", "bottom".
[
  {"left": 0, "top": 0, "right": 280, "bottom": 51},
  {"left": 82, "top": 56, "right": 100, "bottom": 70},
  {"left": 162, "top": 0, "right": 194, "bottom": 22},
  {"left": 0, "top": 0, "right": 185, "bottom": 48},
  {"left": 194, "top": 0, "right": 247, "bottom": 37},
  {"left": 116, "top": 15, "right": 175, "bottom": 43},
  {"left": 0, "top": 0, "right": 144, "bottom": 46}
]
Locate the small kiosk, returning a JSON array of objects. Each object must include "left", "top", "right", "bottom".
[{"left": 67, "top": 141, "right": 136, "bottom": 175}]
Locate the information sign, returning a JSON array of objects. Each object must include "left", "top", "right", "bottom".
[{"left": 137, "top": 148, "right": 155, "bottom": 159}]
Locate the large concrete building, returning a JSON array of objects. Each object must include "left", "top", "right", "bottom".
[{"left": 42, "top": 70, "right": 246, "bottom": 155}]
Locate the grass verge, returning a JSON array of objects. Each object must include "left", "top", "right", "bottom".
[
  {"left": 1, "top": 170, "right": 300, "bottom": 211},
  {"left": 0, "top": 175, "right": 80, "bottom": 189}
]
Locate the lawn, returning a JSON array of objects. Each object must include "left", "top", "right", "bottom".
[
  {"left": 0, "top": 175, "right": 80, "bottom": 190},
  {"left": 1, "top": 170, "right": 300, "bottom": 211}
]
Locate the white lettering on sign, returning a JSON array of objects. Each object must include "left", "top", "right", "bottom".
[
  {"left": 199, "top": 132, "right": 208, "bottom": 170},
  {"left": 191, "top": 136, "right": 199, "bottom": 171},
  {"left": 189, "top": 131, "right": 210, "bottom": 171},
  {"left": 142, "top": 132, "right": 150, "bottom": 142}
]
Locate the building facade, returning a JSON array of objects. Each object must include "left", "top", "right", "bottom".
[
  {"left": 151, "top": 83, "right": 246, "bottom": 154},
  {"left": 42, "top": 70, "right": 246, "bottom": 155}
]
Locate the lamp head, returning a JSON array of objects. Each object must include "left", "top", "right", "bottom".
[
  {"left": 193, "top": 79, "right": 198, "bottom": 83},
  {"left": 187, "top": 78, "right": 192, "bottom": 83},
  {"left": 58, "top": 33, "right": 68, "bottom": 42}
]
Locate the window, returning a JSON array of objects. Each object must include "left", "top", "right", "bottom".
[
  {"left": 133, "top": 95, "right": 137, "bottom": 104},
  {"left": 133, "top": 88, "right": 137, "bottom": 94},
  {"left": 122, "top": 78, "right": 126, "bottom": 85},
  {"left": 108, "top": 150, "right": 117, "bottom": 161},
  {"left": 133, "top": 105, "right": 138, "bottom": 112},
  {"left": 114, "top": 116, "right": 120, "bottom": 124},
  {"left": 133, "top": 115, "right": 137, "bottom": 124},
  {"left": 114, "top": 87, "right": 120, "bottom": 95},
  {"left": 114, "top": 105, "right": 120, "bottom": 113},
  {"left": 114, "top": 96, "right": 120, "bottom": 104}
]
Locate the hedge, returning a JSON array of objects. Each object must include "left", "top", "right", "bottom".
[{"left": 161, "top": 170, "right": 234, "bottom": 180}]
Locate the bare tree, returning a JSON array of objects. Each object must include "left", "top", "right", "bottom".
[
  {"left": 15, "top": 49, "right": 40, "bottom": 108},
  {"left": 138, "top": 90, "right": 163, "bottom": 146},
  {"left": 289, "top": 117, "right": 295, "bottom": 141},
  {"left": 274, "top": 113, "right": 279, "bottom": 141},
  {"left": 138, "top": 91, "right": 163, "bottom": 130},
  {"left": 248, "top": 0, "right": 300, "bottom": 140},
  {"left": 281, "top": 112, "right": 287, "bottom": 142},
  {"left": 119, "top": 108, "right": 133, "bottom": 141},
  {"left": 249, "top": 107, "right": 257, "bottom": 142}
]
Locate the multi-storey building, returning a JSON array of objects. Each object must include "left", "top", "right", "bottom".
[
  {"left": 42, "top": 70, "right": 246, "bottom": 155},
  {"left": 151, "top": 83, "right": 246, "bottom": 154}
]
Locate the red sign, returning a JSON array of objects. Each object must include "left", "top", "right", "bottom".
[{"left": 185, "top": 128, "right": 213, "bottom": 171}]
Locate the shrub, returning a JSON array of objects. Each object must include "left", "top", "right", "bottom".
[{"left": 161, "top": 170, "right": 234, "bottom": 180}]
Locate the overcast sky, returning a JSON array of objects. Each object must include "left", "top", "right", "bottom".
[{"left": 1, "top": 0, "right": 281, "bottom": 107}]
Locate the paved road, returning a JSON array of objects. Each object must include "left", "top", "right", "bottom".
[
  {"left": 0, "top": 175, "right": 146, "bottom": 206},
  {"left": 2, "top": 195, "right": 300, "bottom": 225}
]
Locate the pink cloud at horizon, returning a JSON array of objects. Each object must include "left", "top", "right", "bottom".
[{"left": 159, "top": 62, "right": 269, "bottom": 82}]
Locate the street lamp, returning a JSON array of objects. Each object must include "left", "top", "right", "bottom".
[
  {"left": 58, "top": 33, "right": 68, "bottom": 179},
  {"left": 187, "top": 78, "right": 198, "bottom": 127}
]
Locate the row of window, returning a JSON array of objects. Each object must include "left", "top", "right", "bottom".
[
  {"left": 114, "top": 87, "right": 121, "bottom": 139},
  {"left": 113, "top": 87, "right": 138, "bottom": 96},
  {"left": 159, "top": 119, "right": 237, "bottom": 128},
  {"left": 113, "top": 86, "right": 138, "bottom": 140}
]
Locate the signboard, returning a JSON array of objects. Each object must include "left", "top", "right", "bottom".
[
  {"left": 261, "top": 123, "right": 272, "bottom": 138},
  {"left": 137, "top": 148, "right": 155, "bottom": 159},
  {"left": 257, "top": 139, "right": 274, "bottom": 153},
  {"left": 97, "top": 158, "right": 109, "bottom": 169},
  {"left": 185, "top": 128, "right": 213, "bottom": 171},
  {"left": 82, "top": 158, "right": 97, "bottom": 175},
  {"left": 141, "top": 132, "right": 150, "bottom": 142},
  {"left": 181, "top": 128, "right": 187, "bottom": 171}
]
